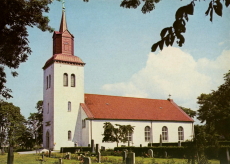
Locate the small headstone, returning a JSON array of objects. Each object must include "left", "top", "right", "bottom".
[
  {"left": 49, "top": 149, "right": 51, "bottom": 157},
  {"left": 91, "top": 139, "right": 94, "bottom": 153},
  {"left": 140, "top": 144, "right": 142, "bottom": 147},
  {"left": 164, "top": 151, "right": 167, "bottom": 158},
  {"left": 219, "top": 147, "right": 230, "bottom": 164},
  {"left": 42, "top": 153, "right": 44, "bottom": 160},
  {"left": 126, "top": 152, "right": 135, "bottom": 164},
  {"left": 101, "top": 146, "right": 105, "bottom": 151},
  {"left": 83, "top": 157, "right": 91, "bottom": 164},
  {"left": 122, "top": 151, "right": 127, "bottom": 162},
  {"left": 97, "top": 152, "right": 101, "bottom": 163},
  {"left": 96, "top": 144, "right": 100, "bottom": 154},
  {"left": 160, "top": 134, "right": 162, "bottom": 146},
  {"left": 59, "top": 158, "right": 63, "bottom": 164},
  {"left": 68, "top": 152, "right": 71, "bottom": 159},
  {"left": 148, "top": 149, "right": 153, "bottom": 158},
  {"left": 178, "top": 141, "right": 181, "bottom": 147}
]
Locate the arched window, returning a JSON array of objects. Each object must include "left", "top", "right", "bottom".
[
  {"left": 63, "top": 73, "right": 68, "bottom": 86},
  {"left": 68, "top": 130, "right": 71, "bottom": 141},
  {"left": 71, "top": 74, "right": 75, "bottom": 87},
  {"left": 178, "top": 126, "right": 184, "bottom": 141},
  {"left": 162, "top": 126, "right": 168, "bottom": 141},
  {"left": 68, "top": 101, "right": 71, "bottom": 112},
  {"left": 46, "top": 76, "right": 48, "bottom": 89},
  {"left": 49, "top": 75, "right": 51, "bottom": 88},
  {"left": 47, "top": 103, "right": 49, "bottom": 114},
  {"left": 145, "top": 126, "right": 151, "bottom": 142}
]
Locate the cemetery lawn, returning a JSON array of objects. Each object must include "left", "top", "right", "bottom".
[{"left": 0, "top": 153, "right": 220, "bottom": 164}]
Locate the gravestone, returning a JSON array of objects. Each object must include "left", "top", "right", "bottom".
[
  {"left": 164, "top": 151, "right": 167, "bottom": 158},
  {"left": 160, "top": 134, "right": 162, "bottom": 146},
  {"left": 91, "top": 139, "right": 94, "bottom": 153},
  {"left": 140, "top": 144, "right": 142, "bottom": 147},
  {"left": 122, "top": 151, "right": 127, "bottom": 162},
  {"left": 97, "top": 152, "right": 101, "bottom": 163},
  {"left": 219, "top": 148, "right": 230, "bottom": 164},
  {"left": 148, "top": 149, "right": 153, "bottom": 158},
  {"left": 42, "top": 153, "right": 44, "bottom": 160},
  {"left": 49, "top": 149, "right": 51, "bottom": 157},
  {"left": 59, "top": 158, "right": 63, "bottom": 164},
  {"left": 83, "top": 157, "right": 91, "bottom": 164},
  {"left": 126, "top": 152, "right": 135, "bottom": 164},
  {"left": 67, "top": 152, "right": 71, "bottom": 159},
  {"left": 178, "top": 141, "right": 181, "bottom": 147},
  {"left": 96, "top": 144, "right": 100, "bottom": 154},
  {"left": 101, "top": 146, "right": 105, "bottom": 151}
]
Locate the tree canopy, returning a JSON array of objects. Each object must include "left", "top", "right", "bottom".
[
  {"left": 180, "top": 106, "right": 197, "bottom": 118},
  {"left": 0, "top": 0, "right": 54, "bottom": 99},
  {"left": 102, "top": 122, "right": 134, "bottom": 147},
  {"left": 197, "top": 70, "right": 230, "bottom": 139},
  {"left": 27, "top": 100, "right": 43, "bottom": 146},
  {"left": 0, "top": 100, "right": 26, "bottom": 147}
]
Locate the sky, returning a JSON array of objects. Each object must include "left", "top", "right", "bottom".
[{"left": 5, "top": 0, "right": 230, "bottom": 123}]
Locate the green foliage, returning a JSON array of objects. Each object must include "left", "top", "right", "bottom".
[
  {"left": 0, "top": 0, "right": 54, "bottom": 99},
  {"left": 179, "top": 106, "right": 196, "bottom": 118},
  {"left": 60, "top": 147, "right": 91, "bottom": 153},
  {"left": 27, "top": 100, "right": 43, "bottom": 146},
  {"left": 0, "top": 100, "right": 26, "bottom": 147},
  {"left": 149, "top": 0, "right": 229, "bottom": 52},
  {"left": 197, "top": 70, "right": 230, "bottom": 139},
  {"left": 0, "top": 152, "right": 221, "bottom": 164},
  {"left": 114, "top": 146, "right": 187, "bottom": 158},
  {"left": 102, "top": 122, "right": 135, "bottom": 147}
]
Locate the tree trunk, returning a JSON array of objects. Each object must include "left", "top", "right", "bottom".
[{"left": 7, "top": 147, "right": 14, "bottom": 164}]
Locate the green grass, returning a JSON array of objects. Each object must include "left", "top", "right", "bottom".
[{"left": 0, "top": 153, "right": 220, "bottom": 164}]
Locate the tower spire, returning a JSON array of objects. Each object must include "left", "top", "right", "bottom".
[{"left": 59, "top": 0, "right": 67, "bottom": 32}]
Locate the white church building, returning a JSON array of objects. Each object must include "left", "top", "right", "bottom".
[{"left": 43, "top": 8, "right": 194, "bottom": 151}]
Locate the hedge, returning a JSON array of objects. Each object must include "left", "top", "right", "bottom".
[
  {"left": 60, "top": 147, "right": 91, "bottom": 153},
  {"left": 147, "top": 142, "right": 193, "bottom": 147},
  {"left": 114, "top": 146, "right": 187, "bottom": 158}
]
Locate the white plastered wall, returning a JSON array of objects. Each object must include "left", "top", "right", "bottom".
[
  {"left": 81, "top": 119, "right": 194, "bottom": 149},
  {"left": 43, "top": 64, "right": 54, "bottom": 149},
  {"left": 43, "top": 62, "right": 84, "bottom": 150}
]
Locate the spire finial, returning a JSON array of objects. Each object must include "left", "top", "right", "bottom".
[
  {"left": 59, "top": 0, "right": 67, "bottom": 32},
  {"left": 62, "top": 0, "right": 65, "bottom": 10},
  {"left": 168, "top": 94, "right": 171, "bottom": 99}
]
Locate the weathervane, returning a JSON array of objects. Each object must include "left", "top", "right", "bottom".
[
  {"left": 168, "top": 94, "right": 171, "bottom": 99},
  {"left": 62, "top": 0, "right": 65, "bottom": 10}
]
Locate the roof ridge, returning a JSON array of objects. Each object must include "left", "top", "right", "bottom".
[{"left": 84, "top": 93, "right": 167, "bottom": 101}]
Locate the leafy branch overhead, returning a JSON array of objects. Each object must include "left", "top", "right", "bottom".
[
  {"left": 151, "top": 0, "right": 229, "bottom": 52},
  {"left": 0, "top": 0, "right": 54, "bottom": 99}
]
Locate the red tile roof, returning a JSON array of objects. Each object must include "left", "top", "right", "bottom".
[
  {"left": 43, "top": 54, "right": 85, "bottom": 69},
  {"left": 81, "top": 94, "right": 194, "bottom": 122}
]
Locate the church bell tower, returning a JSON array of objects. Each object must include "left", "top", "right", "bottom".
[{"left": 42, "top": 4, "right": 85, "bottom": 150}]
